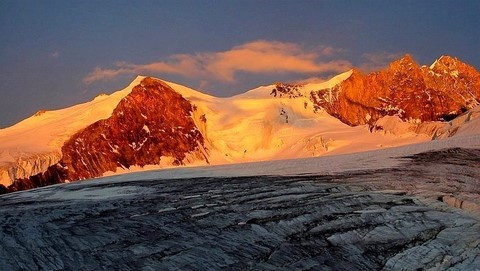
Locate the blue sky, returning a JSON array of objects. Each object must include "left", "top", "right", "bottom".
[{"left": 1, "top": 0, "right": 479, "bottom": 128}]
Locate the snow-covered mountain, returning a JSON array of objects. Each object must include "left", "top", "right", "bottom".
[
  {"left": 1, "top": 55, "right": 479, "bottom": 193},
  {"left": 310, "top": 54, "right": 480, "bottom": 125}
]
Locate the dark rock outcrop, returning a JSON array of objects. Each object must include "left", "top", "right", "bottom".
[
  {"left": 61, "top": 77, "right": 207, "bottom": 180},
  {"left": 5, "top": 164, "right": 67, "bottom": 193},
  {"left": 5, "top": 77, "right": 207, "bottom": 193},
  {"left": 270, "top": 82, "right": 304, "bottom": 98},
  {"left": 310, "top": 55, "right": 480, "bottom": 126}
]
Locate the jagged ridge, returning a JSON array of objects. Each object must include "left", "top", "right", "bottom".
[
  {"left": 1, "top": 55, "right": 479, "bottom": 193},
  {"left": 309, "top": 54, "right": 480, "bottom": 126},
  {"left": 6, "top": 78, "right": 207, "bottom": 192}
]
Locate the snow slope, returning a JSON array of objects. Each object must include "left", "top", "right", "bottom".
[
  {"left": 434, "top": 105, "right": 480, "bottom": 138},
  {"left": 1, "top": 135, "right": 479, "bottom": 270},
  {"left": 1, "top": 69, "right": 475, "bottom": 187},
  {"left": 165, "top": 70, "right": 431, "bottom": 165},
  {"left": 72, "top": 132, "right": 480, "bottom": 188},
  {"left": 0, "top": 77, "right": 144, "bottom": 184}
]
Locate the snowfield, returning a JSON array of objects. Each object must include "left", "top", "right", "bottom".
[
  {"left": 0, "top": 77, "right": 143, "bottom": 184},
  {"left": 0, "top": 132, "right": 479, "bottom": 270},
  {"left": 77, "top": 132, "right": 480, "bottom": 219},
  {"left": 0, "top": 71, "right": 461, "bottom": 186},
  {"left": 2, "top": 54, "right": 479, "bottom": 188},
  {"left": 0, "top": 74, "right": 479, "bottom": 269}
]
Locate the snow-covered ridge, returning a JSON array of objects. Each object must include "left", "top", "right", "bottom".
[
  {"left": 0, "top": 76, "right": 144, "bottom": 185},
  {"left": 230, "top": 70, "right": 353, "bottom": 99},
  {"left": 1, "top": 53, "right": 479, "bottom": 189},
  {"left": 310, "top": 54, "right": 480, "bottom": 126},
  {"left": 162, "top": 69, "right": 418, "bottom": 165},
  {"left": 0, "top": 71, "right": 379, "bottom": 187}
]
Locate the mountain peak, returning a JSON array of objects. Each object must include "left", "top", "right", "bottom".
[
  {"left": 350, "top": 67, "right": 364, "bottom": 76},
  {"left": 401, "top": 53, "right": 414, "bottom": 61},
  {"left": 1, "top": 54, "right": 479, "bottom": 193},
  {"left": 396, "top": 53, "right": 415, "bottom": 65},
  {"left": 388, "top": 54, "right": 418, "bottom": 71},
  {"left": 432, "top": 55, "right": 459, "bottom": 69},
  {"left": 310, "top": 54, "right": 480, "bottom": 126},
  {"left": 428, "top": 55, "right": 480, "bottom": 81},
  {"left": 437, "top": 55, "right": 457, "bottom": 62}
]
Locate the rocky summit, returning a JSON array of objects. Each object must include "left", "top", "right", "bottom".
[
  {"left": 7, "top": 78, "right": 208, "bottom": 192},
  {"left": 0, "top": 67, "right": 479, "bottom": 268},
  {"left": 1, "top": 55, "right": 479, "bottom": 194},
  {"left": 310, "top": 55, "right": 480, "bottom": 126}
]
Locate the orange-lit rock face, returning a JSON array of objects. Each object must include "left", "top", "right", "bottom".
[
  {"left": 7, "top": 77, "right": 206, "bottom": 191},
  {"left": 61, "top": 77, "right": 206, "bottom": 180},
  {"left": 4, "top": 55, "right": 479, "bottom": 193},
  {"left": 311, "top": 55, "right": 480, "bottom": 126}
]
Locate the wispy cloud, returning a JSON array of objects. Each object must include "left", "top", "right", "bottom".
[
  {"left": 359, "top": 52, "right": 403, "bottom": 72},
  {"left": 83, "top": 40, "right": 351, "bottom": 85}
]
